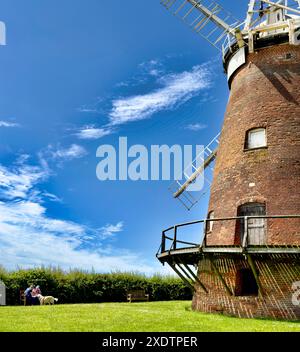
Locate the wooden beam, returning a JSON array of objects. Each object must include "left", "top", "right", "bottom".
[
  {"left": 169, "top": 263, "right": 195, "bottom": 292},
  {"left": 203, "top": 247, "right": 243, "bottom": 254},
  {"left": 176, "top": 263, "right": 196, "bottom": 284},
  {"left": 173, "top": 148, "right": 218, "bottom": 198},
  {"left": 251, "top": 21, "right": 289, "bottom": 33},
  {"left": 244, "top": 0, "right": 256, "bottom": 31},
  {"left": 177, "top": 259, "right": 208, "bottom": 294},
  {"left": 248, "top": 31, "right": 255, "bottom": 53},
  {"left": 245, "top": 253, "right": 264, "bottom": 297},
  {"left": 261, "top": 0, "right": 300, "bottom": 16},
  {"left": 157, "top": 247, "right": 300, "bottom": 264},
  {"left": 247, "top": 247, "right": 300, "bottom": 254}
]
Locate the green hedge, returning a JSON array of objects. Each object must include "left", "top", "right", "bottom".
[{"left": 0, "top": 267, "right": 192, "bottom": 305}]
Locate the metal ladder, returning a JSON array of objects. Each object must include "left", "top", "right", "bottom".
[
  {"left": 160, "top": 0, "right": 242, "bottom": 51},
  {"left": 169, "top": 132, "right": 220, "bottom": 210}
]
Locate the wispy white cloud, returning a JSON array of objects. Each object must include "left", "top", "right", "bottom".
[
  {"left": 0, "top": 120, "right": 20, "bottom": 128},
  {"left": 45, "top": 144, "right": 88, "bottom": 162},
  {"left": 115, "top": 59, "right": 165, "bottom": 89},
  {"left": 75, "top": 125, "right": 115, "bottom": 140},
  {"left": 0, "top": 200, "right": 152, "bottom": 272},
  {"left": 0, "top": 160, "right": 157, "bottom": 273},
  {"left": 100, "top": 222, "right": 124, "bottom": 240},
  {"left": 185, "top": 123, "right": 207, "bottom": 131},
  {"left": 115, "top": 81, "right": 129, "bottom": 88},
  {"left": 77, "top": 107, "right": 98, "bottom": 113},
  {"left": 42, "top": 192, "right": 63, "bottom": 203},
  {"left": 138, "top": 59, "right": 164, "bottom": 77},
  {"left": 77, "top": 97, "right": 105, "bottom": 114},
  {"left": 109, "top": 64, "right": 212, "bottom": 126},
  {"left": 0, "top": 164, "right": 48, "bottom": 201}
]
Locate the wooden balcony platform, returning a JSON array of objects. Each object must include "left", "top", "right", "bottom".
[{"left": 157, "top": 244, "right": 300, "bottom": 265}]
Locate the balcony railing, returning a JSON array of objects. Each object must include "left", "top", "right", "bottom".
[{"left": 157, "top": 215, "right": 300, "bottom": 256}]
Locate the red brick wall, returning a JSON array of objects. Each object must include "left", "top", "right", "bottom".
[
  {"left": 207, "top": 44, "right": 300, "bottom": 246},
  {"left": 192, "top": 255, "right": 300, "bottom": 320}
]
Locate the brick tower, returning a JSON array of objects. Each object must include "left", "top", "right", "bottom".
[
  {"left": 207, "top": 44, "right": 300, "bottom": 248},
  {"left": 158, "top": 1, "right": 300, "bottom": 320},
  {"left": 192, "top": 43, "right": 300, "bottom": 320}
]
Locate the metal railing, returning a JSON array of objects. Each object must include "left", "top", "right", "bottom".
[{"left": 157, "top": 215, "right": 300, "bottom": 255}]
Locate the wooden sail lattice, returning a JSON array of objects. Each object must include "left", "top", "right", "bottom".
[
  {"left": 245, "top": 0, "right": 300, "bottom": 31},
  {"left": 160, "top": 0, "right": 244, "bottom": 51},
  {"left": 169, "top": 133, "right": 220, "bottom": 210}
]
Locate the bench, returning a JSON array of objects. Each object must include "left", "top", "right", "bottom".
[
  {"left": 20, "top": 290, "right": 26, "bottom": 306},
  {"left": 127, "top": 290, "right": 149, "bottom": 303}
]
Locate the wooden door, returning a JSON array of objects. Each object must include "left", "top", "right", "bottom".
[{"left": 238, "top": 203, "right": 266, "bottom": 245}]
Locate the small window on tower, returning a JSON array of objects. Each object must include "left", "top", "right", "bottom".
[
  {"left": 206, "top": 211, "right": 215, "bottom": 233},
  {"left": 286, "top": 53, "right": 292, "bottom": 60},
  {"left": 245, "top": 128, "right": 267, "bottom": 150}
]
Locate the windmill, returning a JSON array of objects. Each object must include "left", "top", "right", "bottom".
[
  {"left": 165, "top": 0, "right": 300, "bottom": 210},
  {"left": 157, "top": 0, "right": 300, "bottom": 320}
]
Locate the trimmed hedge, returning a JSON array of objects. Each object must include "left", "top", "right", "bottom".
[{"left": 0, "top": 267, "right": 192, "bottom": 305}]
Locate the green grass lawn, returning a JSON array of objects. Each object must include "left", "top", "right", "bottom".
[{"left": 0, "top": 301, "right": 299, "bottom": 332}]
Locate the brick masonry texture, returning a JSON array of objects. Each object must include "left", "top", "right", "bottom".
[
  {"left": 207, "top": 44, "right": 300, "bottom": 246},
  {"left": 192, "top": 254, "right": 300, "bottom": 320},
  {"left": 193, "top": 44, "right": 300, "bottom": 320}
]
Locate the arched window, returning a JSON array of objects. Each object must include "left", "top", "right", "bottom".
[
  {"left": 206, "top": 211, "right": 214, "bottom": 233},
  {"left": 245, "top": 128, "right": 267, "bottom": 150}
]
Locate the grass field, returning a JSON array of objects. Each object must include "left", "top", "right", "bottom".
[{"left": 0, "top": 301, "right": 299, "bottom": 332}]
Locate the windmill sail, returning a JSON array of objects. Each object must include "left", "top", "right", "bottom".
[
  {"left": 160, "top": 0, "right": 244, "bottom": 52},
  {"left": 245, "top": 0, "right": 300, "bottom": 31},
  {"left": 169, "top": 132, "right": 220, "bottom": 210}
]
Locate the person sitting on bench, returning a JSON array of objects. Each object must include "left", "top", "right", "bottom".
[{"left": 24, "top": 285, "right": 34, "bottom": 306}]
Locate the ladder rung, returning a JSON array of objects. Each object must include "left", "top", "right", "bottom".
[
  {"left": 195, "top": 17, "right": 210, "bottom": 32},
  {"left": 177, "top": 196, "right": 190, "bottom": 210},
  {"left": 174, "top": 0, "right": 188, "bottom": 15},
  {"left": 214, "top": 32, "right": 227, "bottom": 45},
  {"left": 165, "top": 0, "right": 177, "bottom": 10},
  {"left": 180, "top": 194, "right": 195, "bottom": 205},
  {"left": 182, "top": 3, "right": 197, "bottom": 19},
  {"left": 184, "top": 172, "right": 192, "bottom": 180},
  {"left": 206, "top": 26, "right": 219, "bottom": 39},
  {"left": 176, "top": 180, "right": 183, "bottom": 187},
  {"left": 196, "top": 156, "right": 204, "bottom": 163},
  {"left": 190, "top": 14, "right": 204, "bottom": 26}
]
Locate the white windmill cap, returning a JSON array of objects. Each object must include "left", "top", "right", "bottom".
[{"left": 0, "top": 21, "right": 6, "bottom": 45}]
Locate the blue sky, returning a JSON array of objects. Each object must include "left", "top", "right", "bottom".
[{"left": 0, "top": 0, "right": 248, "bottom": 274}]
